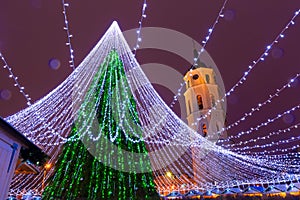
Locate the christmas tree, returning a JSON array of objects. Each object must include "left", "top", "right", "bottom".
[{"left": 43, "top": 50, "right": 158, "bottom": 199}]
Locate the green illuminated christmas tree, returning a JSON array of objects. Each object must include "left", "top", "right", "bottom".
[{"left": 43, "top": 50, "right": 158, "bottom": 199}]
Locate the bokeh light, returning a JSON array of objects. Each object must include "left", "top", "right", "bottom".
[
  {"left": 0, "top": 89, "right": 12, "bottom": 100},
  {"left": 282, "top": 113, "right": 295, "bottom": 124},
  {"left": 271, "top": 47, "right": 284, "bottom": 59},
  {"left": 48, "top": 58, "right": 61, "bottom": 70},
  {"left": 224, "top": 9, "right": 236, "bottom": 21}
]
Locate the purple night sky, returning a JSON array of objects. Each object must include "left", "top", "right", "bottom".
[{"left": 0, "top": 1, "right": 300, "bottom": 145}]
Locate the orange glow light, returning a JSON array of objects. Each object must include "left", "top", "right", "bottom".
[{"left": 44, "top": 163, "right": 51, "bottom": 170}]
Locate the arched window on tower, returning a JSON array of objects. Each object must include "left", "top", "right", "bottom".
[
  {"left": 188, "top": 100, "right": 191, "bottom": 115},
  {"left": 202, "top": 124, "right": 208, "bottom": 137},
  {"left": 210, "top": 94, "right": 216, "bottom": 107},
  {"left": 205, "top": 74, "right": 210, "bottom": 84},
  {"left": 197, "top": 95, "right": 203, "bottom": 110}
]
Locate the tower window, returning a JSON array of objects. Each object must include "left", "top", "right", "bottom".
[
  {"left": 188, "top": 100, "right": 191, "bottom": 115},
  {"left": 202, "top": 124, "right": 207, "bottom": 137},
  {"left": 192, "top": 74, "right": 199, "bottom": 80},
  {"left": 187, "top": 80, "right": 190, "bottom": 88},
  {"left": 197, "top": 95, "right": 203, "bottom": 110},
  {"left": 205, "top": 74, "right": 210, "bottom": 83}
]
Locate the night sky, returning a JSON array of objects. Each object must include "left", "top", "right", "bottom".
[{"left": 0, "top": 1, "right": 300, "bottom": 144}]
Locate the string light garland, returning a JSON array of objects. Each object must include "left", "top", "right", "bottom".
[
  {"left": 170, "top": 0, "right": 229, "bottom": 108},
  {"left": 0, "top": 52, "right": 32, "bottom": 105},
  {"left": 62, "top": 0, "right": 75, "bottom": 69},
  {"left": 3, "top": 0, "right": 150, "bottom": 148},
  {"left": 3, "top": 3, "right": 300, "bottom": 197},
  {"left": 228, "top": 121, "right": 300, "bottom": 151},
  {"left": 26, "top": 0, "right": 149, "bottom": 147},
  {"left": 215, "top": 72, "right": 300, "bottom": 138},
  {"left": 133, "top": 0, "right": 148, "bottom": 56},
  {"left": 219, "top": 103, "right": 300, "bottom": 143},
  {"left": 7, "top": 22, "right": 300, "bottom": 196},
  {"left": 223, "top": 9, "right": 300, "bottom": 97},
  {"left": 238, "top": 144, "right": 300, "bottom": 158},
  {"left": 190, "top": 8, "right": 300, "bottom": 127},
  {"left": 42, "top": 50, "right": 157, "bottom": 199}
]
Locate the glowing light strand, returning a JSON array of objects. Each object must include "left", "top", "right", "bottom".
[
  {"left": 239, "top": 144, "right": 300, "bottom": 157},
  {"left": 220, "top": 103, "right": 300, "bottom": 143},
  {"left": 216, "top": 73, "right": 300, "bottom": 138},
  {"left": 6, "top": 21, "right": 300, "bottom": 195},
  {"left": 120, "top": 24, "right": 299, "bottom": 184},
  {"left": 62, "top": 0, "right": 75, "bottom": 69},
  {"left": 133, "top": 0, "right": 148, "bottom": 56},
  {"left": 31, "top": 0, "right": 151, "bottom": 144},
  {"left": 191, "top": 8, "right": 300, "bottom": 125},
  {"left": 0, "top": 52, "right": 32, "bottom": 105},
  {"left": 224, "top": 9, "right": 300, "bottom": 98},
  {"left": 170, "top": 0, "right": 228, "bottom": 108},
  {"left": 229, "top": 122, "right": 300, "bottom": 151}
]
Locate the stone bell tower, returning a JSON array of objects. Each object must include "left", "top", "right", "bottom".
[
  {"left": 183, "top": 57, "right": 226, "bottom": 183},
  {"left": 183, "top": 65, "right": 225, "bottom": 140}
]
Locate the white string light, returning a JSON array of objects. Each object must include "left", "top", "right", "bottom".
[
  {"left": 0, "top": 52, "right": 32, "bottom": 105},
  {"left": 133, "top": 0, "right": 148, "bottom": 56},
  {"left": 62, "top": 0, "right": 75, "bottom": 69},
  {"left": 170, "top": 0, "right": 229, "bottom": 108},
  {"left": 223, "top": 9, "right": 300, "bottom": 98},
  {"left": 190, "top": 8, "right": 300, "bottom": 126},
  {"left": 3, "top": 4, "right": 300, "bottom": 197},
  {"left": 30, "top": 0, "right": 149, "bottom": 145},
  {"left": 215, "top": 72, "right": 300, "bottom": 138},
  {"left": 239, "top": 144, "right": 300, "bottom": 158},
  {"left": 14, "top": 23, "right": 300, "bottom": 194},
  {"left": 219, "top": 103, "right": 300, "bottom": 143},
  {"left": 228, "top": 122, "right": 300, "bottom": 151}
]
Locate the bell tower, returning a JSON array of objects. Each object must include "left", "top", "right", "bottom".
[
  {"left": 183, "top": 60, "right": 226, "bottom": 183},
  {"left": 183, "top": 65, "right": 225, "bottom": 141}
]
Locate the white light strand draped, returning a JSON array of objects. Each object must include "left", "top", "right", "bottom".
[
  {"left": 6, "top": 21, "right": 300, "bottom": 194},
  {"left": 217, "top": 73, "right": 300, "bottom": 140},
  {"left": 0, "top": 52, "right": 32, "bottom": 105},
  {"left": 170, "top": 0, "right": 229, "bottom": 108},
  {"left": 133, "top": 0, "right": 148, "bottom": 56},
  {"left": 188, "top": 8, "right": 300, "bottom": 128},
  {"left": 61, "top": 0, "right": 75, "bottom": 69}
]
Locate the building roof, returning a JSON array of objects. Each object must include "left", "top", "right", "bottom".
[
  {"left": 0, "top": 117, "right": 48, "bottom": 166},
  {"left": 193, "top": 49, "right": 210, "bottom": 69}
]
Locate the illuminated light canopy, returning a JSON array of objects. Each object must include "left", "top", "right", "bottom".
[
  {"left": 6, "top": 21, "right": 300, "bottom": 196},
  {"left": 42, "top": 49, "right": 157, "bottom": 199},
  {"left": 1, "top": 1, "right": 300, "bottom": 196}
]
